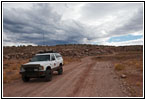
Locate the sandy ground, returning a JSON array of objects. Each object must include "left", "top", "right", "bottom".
[{"left": 3, "top": 57, "right": 129, "bottom": 97}]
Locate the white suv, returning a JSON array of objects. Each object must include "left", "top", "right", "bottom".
[{"left": 20, "top": 51, "right": 63, "bottom": 82}]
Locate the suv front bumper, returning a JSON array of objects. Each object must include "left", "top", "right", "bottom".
[{"left": 20, "top": 71, "right": 46, "bottom": 78}]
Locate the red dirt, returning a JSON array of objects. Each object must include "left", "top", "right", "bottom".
[{"left": 3, "top": 57, "right": 129, "bottom": 97}]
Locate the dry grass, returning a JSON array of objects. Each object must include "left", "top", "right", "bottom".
[
  {"left": 113, "top": 52, "right": 143, "bottom": 97},
  {"left": 3, "top": 59, "right": 29, "bottom": 83},
  {"left": 93, "top": 51, "right": 143, "bottom": 97},
  {"left": 63, "top": 56, "right": 81, "bottom": 65},
  {"left": 114, "top": 60, "right": 143, "bottom": 96},
  {"left": 114, "top": 63, "right": 125, "bottom": 71},
  {"left": 128, "top": 60, "right": 143, "bottom": 71}
]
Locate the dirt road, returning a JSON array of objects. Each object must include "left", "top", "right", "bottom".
[{"left": 3, "top": 57, "right": 129, "bottom": 97}]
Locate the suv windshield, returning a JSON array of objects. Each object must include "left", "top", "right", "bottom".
[{"left": 30, "top": 55, "right": 50, "bottom": 62}]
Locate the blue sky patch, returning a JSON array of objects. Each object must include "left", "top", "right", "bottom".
[{"left": 108, "top": 35, "right": 143, "bottom": 43}]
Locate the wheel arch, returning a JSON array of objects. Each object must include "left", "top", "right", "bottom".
[
  {"left": 60, "top": 63, "right": 63, "bottom": 66},
  {"left": 46, "top": 66, "right": 51, "bottom": 70}
]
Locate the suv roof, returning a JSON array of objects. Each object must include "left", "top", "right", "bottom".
[
  {"left": 36, "top": 51, "right": 60, "bottom": 55},
  {"left": 38, "top": 50, "right": 57, "bottom": 53},
  {"left": 36, "top": 53, "right": 53, "bottom": 55}
]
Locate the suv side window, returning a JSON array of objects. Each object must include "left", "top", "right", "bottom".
[
  {"left": 51, "top": 54, "right": 55, "bottom": 61},
  {"left": 55, "top": 53, "right": 61, "bottom": 58}
]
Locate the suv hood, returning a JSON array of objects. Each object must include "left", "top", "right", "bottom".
[{"left": 24, "top": 61, "right": 50, "bottom": 66}]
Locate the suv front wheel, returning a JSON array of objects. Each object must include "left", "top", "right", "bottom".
[
  {"left": 22, "top": 75, "right": 30, "bottom": 82},
  {"left": 45, "top": 69, "right": 52, "bottom": 82},
  {"left": 58, "top": 66, "right": 63, "bottom": 75}
]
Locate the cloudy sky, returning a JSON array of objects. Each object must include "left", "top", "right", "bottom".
[{"left": 3, "top": 2, "right": 143, "bottom": 46}]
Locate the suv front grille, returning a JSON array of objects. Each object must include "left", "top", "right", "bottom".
[
  {"left": 25, "top": 67, "right": 36, "bottom": 71},
  {"left": 22, "top": 64, "right": 40, "bottom": 72}
]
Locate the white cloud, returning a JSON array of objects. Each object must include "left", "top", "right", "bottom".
[
  {"left": 3, "top": 41, "right": 37, "bottom": 46},
  {"left": 103, "top": 38, "right": 143, "bottom": 46}
]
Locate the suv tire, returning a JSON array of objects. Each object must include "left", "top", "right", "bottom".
[
  {"left": 58, "top": 66, "right": 63, "bottom": 75},
  {"left": 45, "top": 69, "right": 52, "bottom": 82},
  {"left": 22, "top": 76, "right": 30, "bottom": 82}
]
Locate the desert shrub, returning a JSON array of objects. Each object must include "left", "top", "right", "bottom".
[
  {"left": 3, "top": 59, "right": 29, "bottom": 83},
  {"left": 11, "top": 66, "right": 18, "bottom": 70},
  {"left": 10, "top": 72, "right": 21, "bottom": 80},
  {"left": 3, "top": 71, "right": 20, "bottom": 83},
  {"left": 3, "top": 72, "right": 9, "bottom": 83},
  {"left": 115, "top": 63, "right": 125, "bottom": 71},
  {"left": 136, "top": 81, "right": 141, "bottom": 86}
]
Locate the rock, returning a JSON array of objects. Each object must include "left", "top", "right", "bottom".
[
  {"left": 85, "top": 49, "right": 89, "bottom": 52},
  {"left": 113, "top": 76, "right": 117, "bottom": 79},
  {"left": 121, "top": 74, "right": 127, "bottom": 78},
  {"left": 31, "top": 52, "right": 35, "bottom": 54},
  {"left": 4, "top": 55, "right": 10, "bottom": 59}
]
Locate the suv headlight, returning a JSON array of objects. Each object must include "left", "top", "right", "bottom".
[
  {"left": 39, "top": 66, "right": 44, "bottom": 70},
  {"left": 20, "top": 66, "right": 25, "bottom": 72}
]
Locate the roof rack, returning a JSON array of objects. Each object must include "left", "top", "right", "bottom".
[{"left": 38, "top": 50, "right": 57, "bottom": 53}]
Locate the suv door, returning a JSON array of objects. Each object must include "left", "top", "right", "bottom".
[
  {"left": 55, "top": 53, "right": 61, "bottom": 67},
  {"left": 51, "top": 54, "right": 57, "bottom": 68}
]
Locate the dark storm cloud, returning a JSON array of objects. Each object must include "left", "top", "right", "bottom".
[
  {"left": 3, "top": 3, "right": 60, "bottom": 34},
  {"left": 3, "top": 3, "right": 87, "bottom": 45}
]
